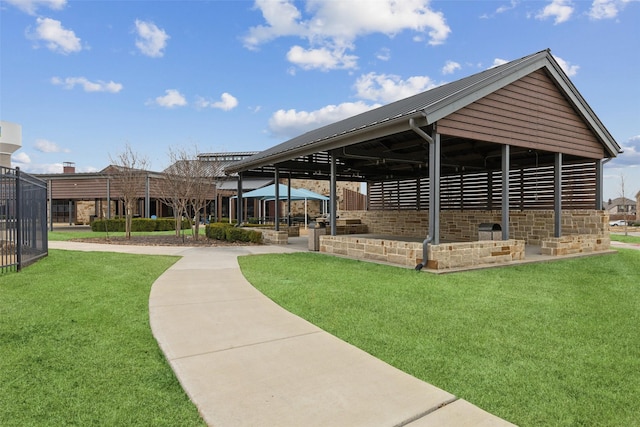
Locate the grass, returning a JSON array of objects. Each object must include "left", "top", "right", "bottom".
[
  {"left": 239, "top": 249, "right": 640, "bottom": 426},
  {"left": 610, "top": 233, "right": 640, "bottom": 244},
  {"left": 0, "top": 250, "right": 205, "bottom": 426}
]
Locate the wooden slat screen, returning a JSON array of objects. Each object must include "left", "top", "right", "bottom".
[{"left": 368, "top": 162, "right": 596, "bottom": 211}]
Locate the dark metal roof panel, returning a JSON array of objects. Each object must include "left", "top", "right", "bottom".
[{"left": 227, "top": 49, "right": 620, "bottom": 173}]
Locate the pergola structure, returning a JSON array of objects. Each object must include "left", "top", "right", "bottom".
[{"left": 226, "top": 49, "right": 622, "bottom": 270}]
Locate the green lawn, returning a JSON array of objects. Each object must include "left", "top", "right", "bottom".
[
  {"left": 610, "top": 233, "right": 640, "bottom": 244},
  {"left": 239, "top": 249, "right": 640, "bottom": 426},
  {"left": 0, "top": 250, "right": 205, "bottom": 426}
]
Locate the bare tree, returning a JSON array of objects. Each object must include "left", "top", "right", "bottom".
[
  {"left": 109, "top": 144, "right": 149, "bottom": 239},
  {"left": 159, "top": 147, "right": 195, "bottom": 237},
  {"left": 619, "top": 173, "right": 629, "bottom": 236},
  {"left": 160, "top": 146, "right": 217, "bottom": 240}
]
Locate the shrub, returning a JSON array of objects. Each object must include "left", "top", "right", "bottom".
[
  {"left": 153, "top": 218, "right": 175, "bottom": 231},
  {"left": 225, "top": 227, "right": 263, "bottom": 243},
  {"left": 91, "top": 217, "right": 192, "bottom": 232},
  {"left": 91, "top": 218, "right": 125, "bottom": 232},
  {"left": 206, "top": 223, "right": 233, "bottom": 240},
  {"left": 134, "top": 219, "right": 157, "bottom": 232},
  {"left": 205, "top": 223, "right": 262, "bottom": 243}
]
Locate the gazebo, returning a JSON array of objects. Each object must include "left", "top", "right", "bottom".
[
  {"left": 233, "top": 183, "right": 329, "bottom": 226},
  {"left": 226, "top": 49, "right": 622, "bottom": 270}
]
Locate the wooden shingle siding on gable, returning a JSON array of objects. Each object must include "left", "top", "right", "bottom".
[
  {"left": 51, "top": 178, "right": 109, "bottom": 199},
  {"left": 437, "top": 69, "right": 604, "bottom": 159}
]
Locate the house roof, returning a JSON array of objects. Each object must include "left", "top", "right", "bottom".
[
  {"left": 605, "top": 197, "right": 637, "bottom": 208},
  {"left": 226, "top": 49, "right": 621, "bottom": 176}
]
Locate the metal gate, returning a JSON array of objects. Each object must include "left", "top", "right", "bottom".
[{"left": 0, "top": 167, "right": 48, "bottom": 272}]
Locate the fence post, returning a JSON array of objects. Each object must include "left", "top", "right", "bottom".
[{"left": 15, "top": 167, "right": 22, "bottom": 272}]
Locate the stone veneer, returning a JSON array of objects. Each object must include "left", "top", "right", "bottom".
[
  {"left": 338, "top": 209, "right": 608, "bottom": 245},
  {"left": 251, "top": 228, "right": 288, "bottom": 245},
  {"left": 286, "top": 179, "right": 361, "bottom": 217},
  {"left": 319, "top": 235, "right": 525, "bottom": 270},
  {"left": 541, "top": 234, "right": 610, "bottom": 256}
]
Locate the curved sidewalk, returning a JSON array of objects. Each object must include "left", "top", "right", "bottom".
[{"left": 50, "top": 240, "right": 514, "bottom": 426}]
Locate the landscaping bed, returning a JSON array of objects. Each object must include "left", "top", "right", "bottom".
[{"left": 70, "top": 234, "right": 257, "bottom": 247}]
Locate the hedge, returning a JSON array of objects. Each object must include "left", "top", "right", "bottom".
[
  {"left": 91, "top": 217, "right": 191, "bottom": 232},
  {"left": 206, "top": 223, "right": 233, "bottom": 240},
  {"left": 206, "top": 223, "right": 262, "bottom": 244}
]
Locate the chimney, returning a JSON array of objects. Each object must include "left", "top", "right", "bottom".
[{"left": 63, "top": 162, "right": 76, "bottom": 174}]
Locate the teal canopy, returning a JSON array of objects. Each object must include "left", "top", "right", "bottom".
[{"left": 234, "top": 184, "right": 328, "bottom": 201}]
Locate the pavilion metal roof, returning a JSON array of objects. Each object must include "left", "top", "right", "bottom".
[{"left": 226, "top": 49, "right": 621, "bottom": 176}]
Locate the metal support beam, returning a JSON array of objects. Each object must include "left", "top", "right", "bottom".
[
  {"left": 145, "top": 174, "right": 150, "bottom": 218},
  {"left": 501, "top": 144, "right": 510, "bottom": 240},
  {"left": 428, "top": 132, "right": 441, "bottom": 244},
  {"left": 274, "top": 168, "right": 280, "bottom": 231},
  {"left": 330, "top": 153, "right": 337, "bottom": 236},
  {"left": 287, "top": 173, "right": 292, "bottom": 226},
  {"left": 595, "top": 159, "right": 603, "bottom": 210},
  {"left": 237, "top": 173, "right": 243, "bottom": 225},
  {"left": 107, "top": 177, "right": 111, "bottom": 219},
  {"left": 554, "top": 153, "right": 562, "bottom": 238},
  {"left": 433, "top": 132, "right": 441, "bottom": 244},
  {"left": 48, "top": 179, "right": 53, "bottom": 231}
]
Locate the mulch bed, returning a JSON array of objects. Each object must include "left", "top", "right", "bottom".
[{"left": 70, "top": 235, "right": 257, "bottom": 247}]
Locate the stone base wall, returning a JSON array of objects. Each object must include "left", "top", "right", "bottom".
[
  {"left": 253, "top": 228, "right": 288, "bottom": 245},
  {"left": 541, "top": 234, "right": 610, "bottom": 256},
  {"left": 427, "top": 240, "right": 525, "bottom": 270},
  {"left": 319, "top": 236, "right": 525, "bottom": 270},
  {"left": 320, "top": 236, "right": 422, "bottom": 267},
  {"left": 338, "top": 209, "right": 608, "bottom": 245}
]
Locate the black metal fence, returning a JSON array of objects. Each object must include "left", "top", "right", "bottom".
[{"left": 0, "top": 167, "right": 48, "bottom": 272}]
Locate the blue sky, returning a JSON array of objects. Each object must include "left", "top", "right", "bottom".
[{"left": 1, "top": 0, "right": 638, "bottom": 200}]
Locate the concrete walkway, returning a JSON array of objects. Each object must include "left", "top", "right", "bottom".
[{"left": 50, "top": 240, "right": 514, "bottom": 426}]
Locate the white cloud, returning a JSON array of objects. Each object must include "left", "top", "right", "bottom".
[
  {"left": 5, "top": 0, "right": 66, "bottom": 15},
  {"left": 30, "top": 17, "right": 82, "bottom": 54},
  {"left": 442, "top": 60, "right": 461, "bottom": 75},
  {"left": 491, "top": 58, "right": 509, "bottom": 68},
  {"left": 243, "top": 0, "right": 305, "bottom": 48},
  {"left": 12, "top": 152, "right": 31, "bottom": 164},
  {"left": 496, "top": 0, "right": 519, "bottom": 14},
  {"left": 196, "top": 93, "right": 239, "bottom": 111},
  {"left": 376, "top": 47, "right": 391, "bottom": 61},
  {"left": 536, "top": 0, "right": 574, "bottom": 24},
  {"left": 134, "top": 19, "right": 169, "bottom": 58},
  {"left": 589, "top": 0, "right": 632, "bottom": 20},
  {"left": 212, "top": 93, "right": 239, "bottom": 111},
  {"left": 150, "top": 89, "right": 187, "bottom": 108},
  {"left": 51, "top": 76, "right": 123, "bottom": 93},
  {"left": 34, "top": 138, "right": 69, "bottom": 153},
  {"left": 354, "top": 72, "right": 438, "bottom": 103},
  {"left": 17, "top": 162, "right": 66, "bottom": 174},
  {"left": 553, "top": 55, "right": 579, "bottom": 77},
  {"left": 480, "top": 0, "right": 518, "bottom": 18},
  {"left": 286, "top": 45, "right": 358, "bottom": 71},
  {"left": 268, "top": 101, "right": 379, "bottom": 138},
  {"left": 610, "top": 135, "right": 640, "bottom": 167},
  {"left": 244, "top": 0, "right": 450, "bottom": 69}
]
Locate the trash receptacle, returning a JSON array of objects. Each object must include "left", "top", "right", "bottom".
[
  {"left": 308, "top": 223, "right": 326, "bottom": 251},
  {"left": 478, "top": 223, "right": 502, "bottom": 240}
]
